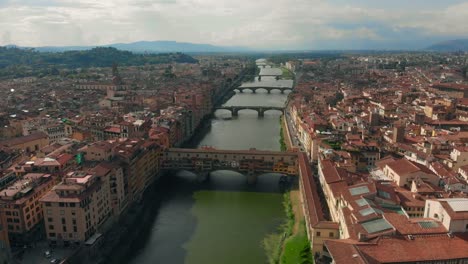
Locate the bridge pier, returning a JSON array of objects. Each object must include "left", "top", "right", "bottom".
[
  {"left": 246, "top": 172, "right": 258, "bottom": 184},
  {"left": 238, "top": 89, "right": 244, "bottom": 93},
  {"left": 196, "top": 172, "right": 210, "bottom": 183},
  {"left": 258, "top": 109, "right": 264, "bottom": 117},
  {"left": 252, "top": 89, "right": 256, "bottom": 94}
]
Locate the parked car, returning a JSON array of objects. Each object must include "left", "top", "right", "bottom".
[
  {"left": 44, "top": 250, "right": 52, "bottom": 258},
  {"left": 50, "top": 258, "right": 60, "bottom": 264}
]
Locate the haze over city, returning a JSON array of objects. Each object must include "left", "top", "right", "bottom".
[{"left": 1, "top": 0, "right": 468, "bottom": 49}]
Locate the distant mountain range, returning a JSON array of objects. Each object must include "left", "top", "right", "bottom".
[
  {"left": 426, "top": 39, "right": 468, "bottom": 52},
  {"left": 25, "top": 41, "right": 250, "bottom": 53},
  {"left": 6, "top": 39, "right": 468, "bottom": 53}
]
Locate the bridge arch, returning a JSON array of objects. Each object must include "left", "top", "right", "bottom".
[
  {"left": 235, "top": 108, "right": 262, "bottom": 116},
  {"left": 269, "top": 87, "right": 293, "bottom": 94},
  {"left": 235, "top": 86, "right": 293, "bottom": 94},
  {"left": 168, "top": 169, "right": 292, "bottom": 185},
  {"left": 234, "top": 87, "right": 256, "bottom": 93},
  {"left": 261, "top": 108, "right": 284, "bottom": 115},
  {"left": 214, "top": 106, "right": 284, "bottom": 118},
  {"left": 251, "top": 87, "right": 270, "bottom": 93},
  {"left": 214, "top": 108, "right": 234, "bottom": 117}
]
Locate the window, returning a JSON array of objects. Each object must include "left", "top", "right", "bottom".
[
  {"left": 49, "top": 232, "right": 56, "bottom": 237},
  {"left": 47, "top": 217, "right": 53, "bottom": 222},
  {"left": 60, "top": 210, "right": 65, "bottom": 215},
  {"left": 329, "top": 232, "right": 334, "bottom": 238},
  {"left": 61, "top": 218, "right": 66, "bottom": 224},
  {"left": 316, "top": 231, "right": 321, "bottom": 237},
  {"left": 49, "top": 225, "right": 54, "bottom": 230},
  {"left": 47, "top": 209, "right": 52, "bottom": 215}
]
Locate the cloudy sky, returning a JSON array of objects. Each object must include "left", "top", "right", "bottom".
[{"left": 0, "top": 0, "right": 467, "bottom": 50}]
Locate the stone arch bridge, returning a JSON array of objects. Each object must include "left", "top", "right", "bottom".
[
  {"left": 214, "top": 106, "right": 284, "bottom": 117},
  {"left": 234, "top": 86, "right": 292, "bottom": 94}
]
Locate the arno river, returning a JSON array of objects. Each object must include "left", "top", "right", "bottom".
[{"left": 125, "top": 73, "right": 290, "bottom": 264}]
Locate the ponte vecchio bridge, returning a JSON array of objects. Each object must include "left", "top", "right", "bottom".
[
  {"left": 162, "top": 148, "right": 299, "bottom": 183},
  {"left": 214, "top": 106, "right": 284, "bottom": 117}
]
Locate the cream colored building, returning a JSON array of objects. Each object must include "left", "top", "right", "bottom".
[
  {"left": 0, "top": 173, "right": 55, "bottom": 245},
  {"left": 424, "top": 198, "right": 468, "bottom": 233},
  {"left": 0, "top": 132, "right": 49, "bottom": 154},
  {"left": 81, "top": 141, "right": 114, "bottom": 162},
  {"left": 383, "top": 158, "right": 440, "bottom": 188},
  {"left": 447, "top": 146, "right": 468, "bottom": 170},
  {"left": 40, "top": 171, "right": 111, "bottom": 246}
]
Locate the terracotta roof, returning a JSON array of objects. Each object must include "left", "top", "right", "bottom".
[
  {"left": 375, "top": 156, "right": 397, "bottom": 170},
  {"left": 298, "top": 153, "right": 326, "bottom": 227},
  {"left": 386, "top": 159, "right": 419, "bottom": 175},
  {"left": 326, "top": 234, "right": 468, "bottom": 264},
  {"left": 357, "top": 234, "right": 468, "bottom": 263},
  {"left": 0, "top": 132, "right": 48, "bottom": 147},
  {"left": 384, "top": 213, "right": 447, "bottom": 235},
  {"left": 324, "top": 239, "right": 367, "bottom": 264},
  {"left": 56, "top": 153, "right": 74, "bottom": 166},
  {"left": 396, "top": 189, "right": 426, "bottom": 208},
  {"left": 321, "top": 159, "right": 349, "bottom": 184}
]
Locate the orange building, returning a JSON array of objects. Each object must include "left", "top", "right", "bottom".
[
  {"left": 40, "top": 171, "right": 111, "bottom": 246},
  {"left": 0, "top": 132, "right": 49, "bottom": 154},
  {"left": 0, "top": 173, "right": 54, "bottom": 246}
]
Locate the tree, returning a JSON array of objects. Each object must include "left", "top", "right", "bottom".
[{"left": 299, "top": 242, "right": 313, "bottom": 264}]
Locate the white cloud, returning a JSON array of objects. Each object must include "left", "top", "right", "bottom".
[{"left": 0, "top": 0, "right": 466, "bottom": 48}]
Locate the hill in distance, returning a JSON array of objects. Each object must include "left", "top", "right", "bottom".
[
  {"left": 0, "top": 46, "right": 198, "bottom": 78},
  {"left": 32, "top": 41, "right": 250, "bottom": 53},
  {"left": 426, "top": 39, "right": 468, "bottom": 52}
]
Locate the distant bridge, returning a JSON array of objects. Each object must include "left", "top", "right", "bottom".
[
  {"left": 162, "top": 148, "right": 298, "bottom": 183},
  {"left": 234, "top": 86, "right": 293, "bottom": 94},
  {"left": 214, "top": 106, "right": 284, "bottom": 117}
]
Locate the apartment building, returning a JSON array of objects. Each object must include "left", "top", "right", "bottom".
[
  {"left": 40, "top": 171, "right": 111, "bottom": 246},
  {"left": 425, "top": 198, "right": 468, "bottom": 233},
  {"left": 0, "top": 132, "right": 49, "bottom": 154},
  {"left": 0, "top": 173, "right": 55, "bottom": 245},
  {"left": 113, "top": 139, "right": 162, "bottom": 203}
]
